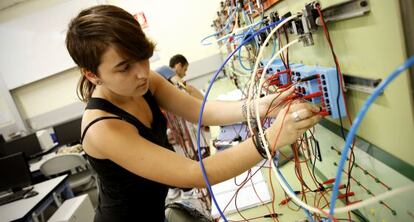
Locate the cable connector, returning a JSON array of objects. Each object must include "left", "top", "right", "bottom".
[
  {"left": 301, "top": 91, "right": 323, "bottom": 100},
  {"left": 323, "top": 178, "right": 336, "bottom": 185},
  {"left": 279, "top": 197, "right": 292, "bottom": 205},
  {"left": 300, "top": 74, "right": 319, "bottom": 82},
  {"left": 263, "top": 213, "right": 283, "bottom": 218},
  {"left": 337, "top": 191, "right": 355, "bottom": 199},
  {"left": 319, "top": 110, "right": 330, "bottom": 117}
]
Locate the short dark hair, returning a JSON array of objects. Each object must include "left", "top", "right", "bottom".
[
  {"left": 169, "top": 54, "right": 188, "bottom": 68},
  {"left": 66, "top": 5, "right": 155, "bottom": 102}
]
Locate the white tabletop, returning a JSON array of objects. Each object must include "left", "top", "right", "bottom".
[{"left": 0, "top": 175, "right": 68, "bottom": 222}]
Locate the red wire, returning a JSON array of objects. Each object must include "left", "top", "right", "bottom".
[{"left": 268, "top": 160, "right": 279, "bottom": 218}]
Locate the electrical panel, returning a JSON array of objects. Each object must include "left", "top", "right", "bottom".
[{"left": 203, "top": 0, "right": 414, "bottom": 222}]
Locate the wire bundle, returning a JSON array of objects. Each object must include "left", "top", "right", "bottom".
[{"left": 198, "top": 2, "right": 414, "bottom": 221}]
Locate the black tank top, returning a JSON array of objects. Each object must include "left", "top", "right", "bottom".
[{"left": 81, "top": 91, "right": 172, "bottom": 222}]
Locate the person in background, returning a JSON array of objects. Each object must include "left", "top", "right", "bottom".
[
  {"left": 169, "top": 54, "right": 188, "bottom": 79},
  {"left": 66, "top": 4, "right": 322, "bottom": 222},
  {"left": 168, "top": 54, "right": 204, "bottom": 100}
]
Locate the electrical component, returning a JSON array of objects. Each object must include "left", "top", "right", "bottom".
[
  {"left": 292, "top": 65, "right": 323, "bottom": 104},
  {"left": 291, "top": 65, "right": 347, "bottom": 119},
  {"left": 303, "top": 2, "right": 319, "bottom": 32}
]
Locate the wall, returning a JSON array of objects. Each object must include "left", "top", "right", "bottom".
[
  {"left": 0, "top": 0, "right": 222, "bottom": 131},
  {"left": 107, "top": 0, "right": 222, "bottom": 72},
  {"left": 0, "top": 0, "right": 96, "bottom": 90},
  {"left": 12, "top": 68, "right": 80, "bottom": 120},
  {"left": 0, "top": 74, "right": 27, "bottom": 139}
]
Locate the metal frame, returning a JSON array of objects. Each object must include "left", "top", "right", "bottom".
[
  {"left": 399, "top": 0, "right": 414, "bottom": 107},
  {"left": 317, "top": 0, "right": 371, "bottom": 25}
]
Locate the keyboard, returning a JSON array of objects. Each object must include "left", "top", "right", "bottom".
[{"left": 0, "top": 189, "right": 30, "bottom": 206}]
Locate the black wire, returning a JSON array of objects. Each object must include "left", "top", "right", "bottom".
[
  {"left": 317, "top": 8, "right": 356, "bottom": 214},
  {"left": 283, "top": 26, "right": 290, "bottom": 70},
  {"left": 230, "top": 124, "right": 243, "bottom": 140},
  {"left": 278, "top": 31, "right": 289, "bottom": 70},
  {"left": 351, "top": 210, "right": 369, "bottom": 222},
  {"left": 310, "top": 136, "right": 323, "bottom": 187}
]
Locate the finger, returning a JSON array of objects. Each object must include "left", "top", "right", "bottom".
[
  {"left": 279, "top": 86, "right": 295, "bottom": 97},
  {"left": 296, "top": 128, "right": 307, "bottom": 138},
  {"left": 289, "top": 102, "right": 320, "bottom": 113},
  {"left": 295, "top": 114, "right": 322, "bottom": 130},
  {"left": 272, "top": 87, "right": 295, "bottom": 103},
  {"left": 290, "top": 108, "right": 315, "bottom": 122},
  {"left": 277, "top": 85, "right": 295, "bottom": 94}
]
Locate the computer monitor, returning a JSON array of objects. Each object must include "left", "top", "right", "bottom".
[
  {"left": 53, "top": 117, "right": 82, "bottom": 146},
  {"left": 0, "top": 133, "right": 43, "bottom": 159},
  {"left": 0, "top": 152, "right": 32, "bottom": 193}
]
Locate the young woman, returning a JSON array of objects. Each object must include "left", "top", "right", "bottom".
[{"left": 66, "top": 5, "right": 322, "bottom": 222}]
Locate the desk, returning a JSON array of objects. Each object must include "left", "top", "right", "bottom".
[{"left": 0, "top": 175, "right": 73, "bottom": 222}]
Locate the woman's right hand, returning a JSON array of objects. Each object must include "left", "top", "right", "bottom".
[{"left": 265, "top": 102, "right": 322, "bottom": 151}]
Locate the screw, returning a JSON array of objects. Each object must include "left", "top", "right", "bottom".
[{"left": 360, "top": 1, "right": 368, "bottom": 7}]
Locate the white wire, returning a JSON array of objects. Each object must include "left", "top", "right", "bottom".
[
  {"left": 246, "top": 14, "right": 300, "bottom": 135},
  {"left": 332, "top": 185, "right": 414, "bottom": 213}
]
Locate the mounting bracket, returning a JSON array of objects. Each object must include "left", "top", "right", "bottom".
[
  {"left": 316, "top": 0, "right": 370, "bottom": 25},
  {"left": 343, "top": 74, "right": 381, "bottom": 94}
]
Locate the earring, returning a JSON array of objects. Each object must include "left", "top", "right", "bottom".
[{"left": 96, "top": 80, "right": 102, "bottom": 85}]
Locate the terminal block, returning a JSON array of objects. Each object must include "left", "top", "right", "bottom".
[{"left": 292, "top": 65, "right": 347, "bottom": 119}]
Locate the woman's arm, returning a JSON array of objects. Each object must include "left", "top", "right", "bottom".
[
  {"left": 150, "top": 71, "right": 294, "bottom": 126},
  {"left": 150, "top": 71, "right": 202, "bottom": 123},
  {"left": 83, "top": 116, "right": 262, "bottom": 188},
  {"left": 82, "top": 102, "right": 321, "bottom": 188}
]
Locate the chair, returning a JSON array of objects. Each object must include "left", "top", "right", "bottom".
[{"left": 39, "top": 153, "right": 96, "bottom": 192}]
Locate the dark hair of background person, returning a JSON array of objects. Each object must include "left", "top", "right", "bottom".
[
  {"left": 169, "top": 54, "right": 188, "bottom": 68},
  {"left": 66, "top": 5, "right": 156, "bottom": 102}
]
